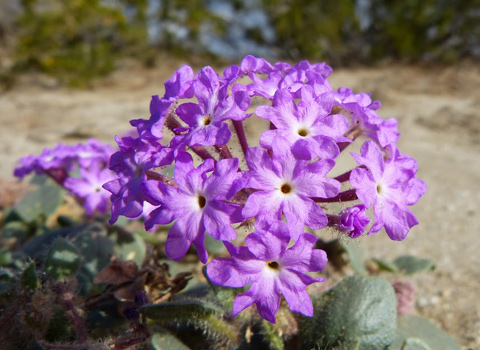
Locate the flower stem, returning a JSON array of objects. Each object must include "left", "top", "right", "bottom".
[
  {"left": 215, "top": 145, "right": 233, "bottom": 159},
  {"left": 313, "top": 189, "right": 358, "bottom": 203},
  {"left": 190, "top": 146, "right": 215, "bottom": 160},
  {"left": 145, "top": 170, "right": 178, "bottom": 187},
  {"left": 165, "top": 114, "right": 183, "bottom": 135},
  {"left": 334, "top": 170, "right": 352, "bottom": 183},
  {"left": 232, "top": 120, "right": 248, "bottom": 156}
]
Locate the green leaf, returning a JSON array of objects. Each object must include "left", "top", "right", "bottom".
[
  {"left": 402, "top": 338, "right": 432, "bottom": 350},
  {"left": 44, "top": 238, "right": 81, "bottom": 280},
  {"left": 300, "top": 276, "right": 397, "bottom": 350},
  {"left": 262, "top": 321, "right": 284, "bottom": 350},
  {"left": 393, "top": 256, "right": 436, "bottom": 275},
  {"left": 20, "top": 261, "right": 38, "bottom": 290},
  {"left": 389, "top": 315, "right": 460, "bottom": 350},
  {"left": 151, "top": 330, "right": 191, "bottom": 350},
  {"left": 204, "top": 234, "right": 226, "bottom": 255},
  {"left": 372, "top": 258, "right": 399, "bottom": 273},
  {"left": 141, "top": 299, "right": 223, "bottom": 322},
  {"left": 202, "top": 265, "right": 240, "bottom": 312},
  {"left": 1, "top": 220, "right": 29, "bottom": 242},
  {"left": 14, "top": 175, "right": 64, "bottom": 223},
  {"left": 110, "top": 228, "right": 146, "bottom": 267},
  {"left": 340, "top": 239, "right": 367, "bottom": 275},
  {"left": 0, "top": 248, "right": 12, "bottom": 266},
  {"left": 72, "top": 224, "right": 113, "bottom": 278}
]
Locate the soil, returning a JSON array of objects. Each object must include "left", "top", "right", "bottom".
[{"left": 0, "top": 58, "right": 479, "bottom": 348}]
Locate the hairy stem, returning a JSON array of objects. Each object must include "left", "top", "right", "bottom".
[
  {"left": 334, "top": 170, "right": 352, "bottom": 183},
  {"left": 232, "top": 120, "right": 249, "bottom": 156},
  {"left": 145, "top": 170, "right": 178, "bottom": 187},
  {"left": 313, "top": 189, "right": 358, "bottom": 203}
]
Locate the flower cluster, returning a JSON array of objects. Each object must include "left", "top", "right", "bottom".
[
  {"left": 14, "top": 139, "right": 116, "bottom": 215},
  {"left": 93, "top": 56, "right": 428, "bottom": 322}
]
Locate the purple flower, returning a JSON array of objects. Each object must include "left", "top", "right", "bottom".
[
  {"left": 241, "top": 137, "right": 341, "bottom": 240},
  {"left": 64, "top": 163, "right": 116, "bottom": 215},
  {"left": 130, "top": 95, "right": 173, "bottom": 142},
  {"left": 142, "top": 153, "right": 243, "bottom": 263},
  {"left": 174, "top": 66, "right": 250, "bottom": 147},
  {"left": 163, "top": 65, "right": 195, "bottom": 100},
  {"left": 13, "top": 139, "right": 115, "bottom": 186},
  {"left": 279, "top": 60, "right": 332, "bottom": 97},
  {"left": 130, "top": 66, "right": 194, "bottom": 143},
  {"left": 206, "top": 221, "right": 327, "bottom": 323},
  {"left": 103, "top": 136, "right": 173, "bottom": 224},
  {"left": 337, "top": 205, "right": 371, "bottom": 238},
  {"left": 350, "top": 141, "right": 427, "bottom": 240},
  {"left": 256, "top": 86, "right": 350, "bottom": 160},
  {"left": 240, "top": 55, "right": 274, "bottom": 75}
]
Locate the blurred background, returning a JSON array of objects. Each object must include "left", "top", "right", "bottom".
[
  {"left": 0, "top": 1, "right": 480, "bottom": 348},
  {"left": 1, "top": 0, "right": 480, "bottom": 87}
]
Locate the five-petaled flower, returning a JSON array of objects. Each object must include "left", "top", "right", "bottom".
[{"left": 206, "top": 221, "right": 327, "bottom": 323}]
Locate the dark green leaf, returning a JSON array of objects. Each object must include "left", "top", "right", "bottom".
[
  {"left": 2, "top": 220, "right": 29, "bottom": 241},
  {"left": 151, "top": 329, "right": 191, "bottom": 350},
  {"left": 141, "top": 299, "right": 223, "bottom": 322},
  {"left": 20, "top": 261, "right": 38, "bottom": 290},
  {"left": 72, "top": 224, "right": 113, "bottom": 278},
  {"left": 44, "top": 238, "right": 81, "bottom": 280},
  {"left": 110, "top": 228, "right": 146, "bottom": 267}
]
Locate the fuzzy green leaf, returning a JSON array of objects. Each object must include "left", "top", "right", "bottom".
[
  {"left": 202, "top": 265, "right": 241, "bottom": 312},
  {"left": 262, "top": 320, "right": 284, "bottom": 350},
  {"left": 300, "top": 276, "right": 397, "bottom": 350},
  {"left": 0, "top": 248, "right": 12, "bottom": 266},
  {"left": 204, "top": 234, "right": 226, "bottom": 255},
  {"left": 402, "top": 338, "right": 432, "bottom": 350},
  {"left": 14, "top": 175, "right": 64, "bottom": 223},
  {"left": 20, "top": 261, "right": 38, "bottom": 290},
  {"left": 73, "top": 224, "right": 113, "bottom": 278},
  {"left": 151, "top": 330, "right": 191, "bottom": 350},
  {"left": 389, "top": 315, "right": 460, "bottom": 350},
  {"left": 111, "top": 228, "right": 146, "bottom": 267},
  {"left": 44, "top": 238, "right": 81, "bottom": 280},
  {"left": 372, "top": 258, "right": 399, "bottom": 273},
  {"left": 141, "top": 299, "right": 223, "bottom": 322},
  {"left": 393, "top": 256, "right": 436, "bottom": 275},
  {"left": 340, "top": 239, "right": 367, "bottom": 275}
]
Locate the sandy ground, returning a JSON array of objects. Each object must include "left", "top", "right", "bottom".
[{"left": 0, "top": 59, "right": 479, "bottom": 348}]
